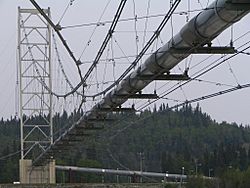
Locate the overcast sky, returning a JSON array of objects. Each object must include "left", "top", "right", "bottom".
[{"left": 0, "top": 0, "right": 250, "bottom": 125}]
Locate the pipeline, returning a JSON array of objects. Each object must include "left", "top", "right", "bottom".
[
  {"left": 34, "top": 0, "right": 250, "bottom": 165},
  {"left": 56, "top": 165, "right": 187, "bottom": 180},
  {"left": 89, "top": 0, "right": 250, "bottom": 115}
]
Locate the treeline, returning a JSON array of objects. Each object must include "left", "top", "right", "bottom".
[
  {"left": 95, "top": 104, "right": 250, "bottom": 176},
  {"left": 0, "top": 104, "right": 250, "bottom": 186},
  {"left": 0, "top": 117, "right": 19, "bottom": 183}
]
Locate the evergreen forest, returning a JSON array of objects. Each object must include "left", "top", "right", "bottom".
[{"left": 0, "top": 104, "right": 250, "bottom": 188}]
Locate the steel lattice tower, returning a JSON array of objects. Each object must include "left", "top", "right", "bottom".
[{"left": 18, "top": 8, "right": 53, "bottom": 160}]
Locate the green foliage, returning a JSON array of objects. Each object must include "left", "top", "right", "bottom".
[
  {"left": 186, "top": 175, "right": 218, "bottom": 188},
  {"left": 163, "top": 183, "right": 178, "bottom": 188},
  {"left": 1, "top": 104, "right": 250, "bottom": 184},
  {"left": 219, "top": 167, "right": 250, "bottom": 188},
  {"left": 76, "top": 159, "right": 102, "bottom": 168},
  {"left": 240, "top": 167, "right": 250, "bottom": 188},
  {"left": 75, "top": 159, "right": 102, "bottom": 183},
  {"left": 100, "top": 104, "right": 250, "bottom": 176}
]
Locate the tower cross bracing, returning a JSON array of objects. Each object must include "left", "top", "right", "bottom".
[{"left": 18, "top": 8, "right": 53, "bottom": 160}]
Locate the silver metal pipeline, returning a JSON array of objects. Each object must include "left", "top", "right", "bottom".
[
  {"left": 90, "top": 0, "right": 249, "bottom": 113},
  {"left": 34, "top": 0, "right": 250, "bottom": 165},
  {"left": 56, "top": 165, "right": 187, "bottom": 179}
]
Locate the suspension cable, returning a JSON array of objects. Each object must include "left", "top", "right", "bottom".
[
  {"left": 170, "top": 83, "right": 250, "bottom": 110},
  {"left": 132, "top": 0, "right": 139, "bottom": 60},
  {"left": 57, "top": 0, "right": 76, "bottom": 24},
  {"left": 78, "top": 0, "right": 112, "bottom": 60},
  {"left": 85, "top": 0, "right": 181, "bottom": 98},
  {"left": 29, "top": 0, "right": 85, "bottom": 97},
  {"left": 137, "top": 43, "right": 250, "bottom": 111},
  {"left": 80, "top": 29, "right": 250, "bottom": 64},
  {"left": 61, "top": 7, "right": 215, "bottom": 30},
  {"left": 51, "top": 0, "right": 181, "bottom": 99},
  {"left": 52, "top": 32, "right": 74, "bottom": 91},
  {"left": 134, "top": 29, "right": 250, "bottom": 109},
  {"left": 81, "top": 0, "right": 128, "bottom": 83},
  {"left": 29, "top": 0, "right": 202, "bottom": 100}
]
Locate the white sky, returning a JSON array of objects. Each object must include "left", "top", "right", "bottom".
[{"left": 0, "top": 0, "right": 250, "bottom": 125}]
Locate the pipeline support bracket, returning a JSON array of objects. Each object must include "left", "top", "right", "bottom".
[
  {"left": 98, "top": 107, "right": 136, "bottom": 112},
  {"left": 225, "top": 0, "right": 250, "bottom": 10},
  {"left": 115, "top": 93, "right": 158, "bottom": 99},
  {"left": 139, "top": 73, "right": 190, "bottom": 81},
  {"left": 169, "top": 46, "right": 236, "bottom": 54}
]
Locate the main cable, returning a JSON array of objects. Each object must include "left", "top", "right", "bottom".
[
  {"left": 137, "top": 43, "right": 250, "bottom": 111},
  {"left": 29, "top": 0, "right": 85, "bottom": 98},
  {"left": 36, "top": 0, "right": 181, "bottom": 99},
  {"left": 84, "top": 0, "right": 181, "bottom": 98},
  {"left": 77, "top": 0, "right": 128, "bottom": 112},
  {"left": 169, "top": 83, "right": 250, "bottom": 110},
  {"left": 134, "top": 29, "right": 250, "bottom": 109}
]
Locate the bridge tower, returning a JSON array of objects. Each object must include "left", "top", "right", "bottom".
[{"left": 17, "top": 7, "right": 55, "bottom": 184}]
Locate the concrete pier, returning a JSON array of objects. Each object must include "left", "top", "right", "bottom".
[{"left": 19, "top": 159, "right": 55, "bottom": 184}]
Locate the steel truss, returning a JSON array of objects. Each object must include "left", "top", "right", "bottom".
[{"left": 18, "top": 8, "right": 53, "bottom": 159}]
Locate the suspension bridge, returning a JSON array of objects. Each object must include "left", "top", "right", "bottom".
[{"left": 14, "top": 0, "right": 250, "bottom": 184}]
